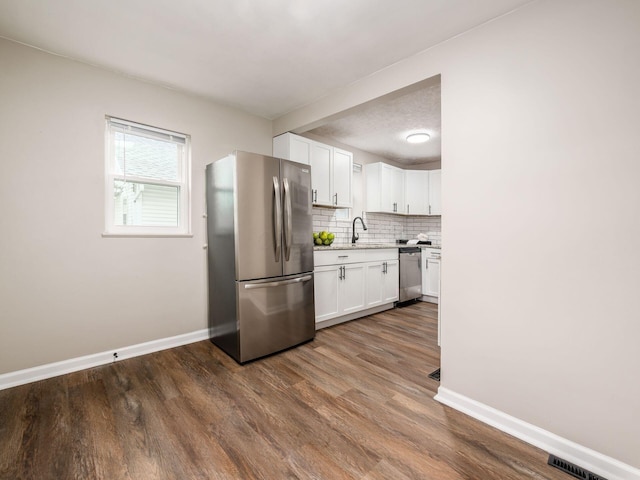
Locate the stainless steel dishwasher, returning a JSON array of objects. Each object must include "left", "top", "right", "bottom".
[{"left": 399, "top": 246, "right": 422, "bottom": 302}]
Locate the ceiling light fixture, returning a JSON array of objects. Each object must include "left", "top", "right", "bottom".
[{"left": 406, "top": 132, "right": 431, "bottom": 144}]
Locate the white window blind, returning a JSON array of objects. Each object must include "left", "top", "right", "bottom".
[{"left": 104, "top": 117, "right": 191, "bottom": 236}]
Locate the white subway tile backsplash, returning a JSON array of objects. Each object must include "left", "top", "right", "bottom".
[{"left": 311, "top": 207, "right": 442, "bottom": 246}]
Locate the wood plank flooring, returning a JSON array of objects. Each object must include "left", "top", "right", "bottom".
[{"left": 0, "top": 302, "right": 568, "bottom": 479}]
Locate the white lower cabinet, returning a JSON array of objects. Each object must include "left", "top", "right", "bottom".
[
  {"left": 340, "top": 263, "right": 366, "bottom": 314},
  {"left": 314, "top": 248, "right": 398, "bottom": 327},
  {"left": 426, "top": 259, "right": 441, "bottom": 297},
  {"left": 383, "top": 260, "right": 399, "bottom": 303},
  {"left": 365, "top": 260, "right": 399, "bottom": 308},
  {"left": 313, "top": 266, "right": 340, "bottom": 323},
  {"left": 421, "top": 248, "right": 441, "bottom": 299},
  {"left": 314, "top": 263, "right": 366, "bottom": 323}
]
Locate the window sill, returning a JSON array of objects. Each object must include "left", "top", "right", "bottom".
[{"left": 102, "top": 232, "right": 194, "bottom": 238}]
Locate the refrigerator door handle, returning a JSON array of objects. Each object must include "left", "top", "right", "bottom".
[
  {"left": 283, "top": 177, "right": 292, "bottom": 261},
  {"left": 244, "top": 275, "right": 313, "bottom": 289},
  {"left": 273, "top": 176, "right": 282, "bottom": 262}
]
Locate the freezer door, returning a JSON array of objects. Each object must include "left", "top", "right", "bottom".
[
  {"left": 234, "top": 152, "right": 283, "bottom": 281},
  {"left": 237, "top": 274, "right": 315, "bottom": 362},
  {"left": 281, "top": 159, "right": 314, "bottom": 276}
]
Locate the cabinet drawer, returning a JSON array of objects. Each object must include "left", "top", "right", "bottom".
[
  {"left": 314, "top": 250, "right": 369, "bottom": 266},
  {"left": 314, "top": 248, "right": 398, "bottom": 266},
  {"left": 421, "top": 247, "right": 441, "bottom": 259},
  {"left": 365, "top": 249, "right": 398, "bottom": 262}
]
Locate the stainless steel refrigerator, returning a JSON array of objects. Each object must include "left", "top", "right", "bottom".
[{"left": 205, "top": 151, "right": 315, "bottom": 363}]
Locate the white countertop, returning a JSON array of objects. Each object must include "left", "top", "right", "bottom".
[{"left": 313, "top": 243, "right": 441, "bottom": 251}]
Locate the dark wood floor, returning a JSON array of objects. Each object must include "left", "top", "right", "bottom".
[{"left": 0, "top": 302, "right": 567, "bottom": 479}]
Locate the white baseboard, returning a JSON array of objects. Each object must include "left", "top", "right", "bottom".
[
  {"left": 420, "top": 295, "right": 439, "bottom": 304},
  {"left": 0, "top": 328, "right": 210, "bottom": 391},
  {"left": 435, "top": 387, "right": 640, "bottom": 480}
]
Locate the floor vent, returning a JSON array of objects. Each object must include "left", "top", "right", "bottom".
[
  {"left": 428, "top": 368, "right": 440, "bottom": 381},
  {"left": 547, "top": 454, "right": 607, "bottom": 480}
]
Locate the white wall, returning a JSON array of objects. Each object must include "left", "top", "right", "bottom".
[
  {"left": 0, "top": 39, "right": 272, "bottom": 374},
  {"left": 275, "top": 0, "right": 640, "bottom": 470}
]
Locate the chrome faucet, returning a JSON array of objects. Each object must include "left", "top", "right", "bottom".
[{"left": 351, "top": 216, "right": 367, "bottom": 244}]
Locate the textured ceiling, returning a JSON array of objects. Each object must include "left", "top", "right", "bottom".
[{"left": 307, "top": 77, "right": 441, "bottom": 165}]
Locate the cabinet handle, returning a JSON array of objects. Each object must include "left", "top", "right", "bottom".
[
  {"left": 383, "top": 261, "right": 387, "bottom": 274},
  {"left": 429, "top": 205, "right": 431, "bottom": 215},
  {"left": 312, "top": 189, "right": 317, "bottom": 203},
  {"left": 407, "top": 204, "right": 410, "bottom": 214},
  {"left": 342, "top": 265, "right": 346, "bottom": 279},
  {"left": 338, "top": 265, "right": 343, "bottom": 280},
  {"left": 334, "top": 193, "right": 338, "bottom": 205}
]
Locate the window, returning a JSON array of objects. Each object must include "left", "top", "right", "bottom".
[{"left": 104, "top": 117, "right": 191, "bottom": 236}]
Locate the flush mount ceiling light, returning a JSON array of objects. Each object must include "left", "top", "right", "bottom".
[{"left": 406, "top": 132, "right": 431, "bottom": 144}]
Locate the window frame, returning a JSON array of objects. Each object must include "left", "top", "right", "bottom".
[{"left": 103, "top": 116, "right": 192, "bottom": 237}]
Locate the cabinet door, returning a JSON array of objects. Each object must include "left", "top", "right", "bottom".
[
  {"left": 390, "top": 166, "right": 405, "bottom": 213},
  {"left": 311, "top": 143, "right": 333, "bottom": 206},
  {"left": 429, "top": 259, "right": 441, "bottom": 297},
  {"left": 365, "top": 262, "right": 384, "bottom": 308},
  {"left": 405, "top": 170, "right": 429, "bottom": 215},
  {"left": 340, "top": 263, "right": 366, "bottom": 314},
  {"left": 333, "top": 148, "right": 352, "bottom": 207},
  {"left": 290, "top": 136, "right": 312, "bottom": 165},
  {"left": 273, "top": 133, "right": 312, "bottom": 165},
  {"left": 421, "top": 250, "right": 428, "bottom": 295},
  {"left": 381, "top": 163, "right": 404, "bottom": 213},
  {"left": 314, "top": 265, "right": 340, "bottom": 323},
  {"left": 428, "top": 170, "right": 442, "bottom": 215},
  {"left": 382, "top": 260, "right": 399, "bottom": 303},
  {"left": 425, "top": 259, "right": 441, "bottom": 297}
]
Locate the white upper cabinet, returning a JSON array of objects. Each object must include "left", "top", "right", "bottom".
[
  {"left": 273, "top": 133, "right": 352, "bottom": 208},
  {"left": 310, "top": 142, "right": 333, "bottom": 205},
  {"left": 273, "top": 132, "right": 311, "bottom": 165},
  {"left": 428, "top": 169, "right": 442, "bottom": 215},
  {"left": 366, "top": 162, "right": 441, "bottom": 216},
  {"left": 332, "top": 147, "right": 353, "bottom": 208},
  {"left": 365, "top": 162, "right": 405, "bottom": 213},
  {"left": 405, "top": 169, "right": 441, "bottom": 215},
  {"left": 404, "top": 170, "right": 430, "bottom": 215}
]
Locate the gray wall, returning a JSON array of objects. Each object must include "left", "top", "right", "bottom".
[
  {"left": 275, "top": 0, "right": 640, "bottom": 469},
  {"left": 0, "top": 38, "right": 272, "bottom": 374}
]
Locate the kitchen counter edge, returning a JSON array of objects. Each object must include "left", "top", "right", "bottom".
[{"left": 313, "top": 244, "right": 441, "bottom": 251}]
